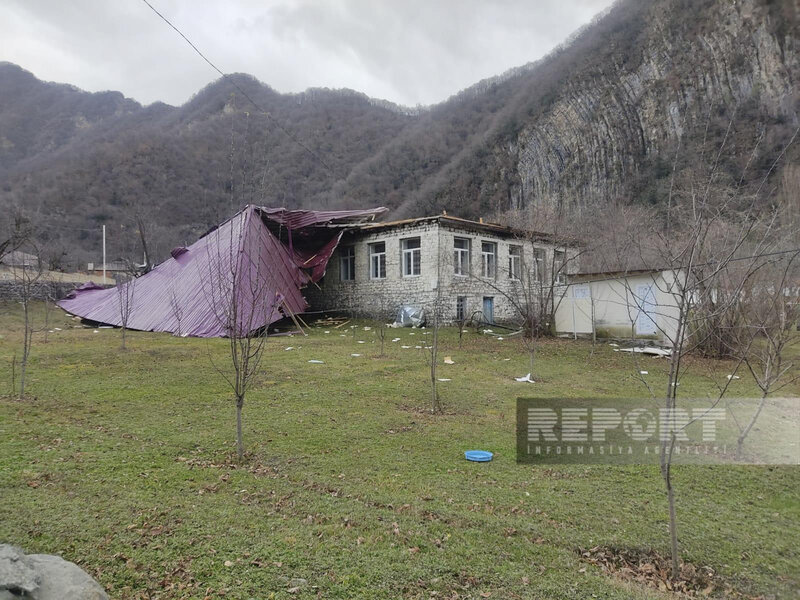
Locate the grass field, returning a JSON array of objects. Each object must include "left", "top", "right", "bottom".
[{"left": 1, "top": 302, "right": 798, "bottom": 599}]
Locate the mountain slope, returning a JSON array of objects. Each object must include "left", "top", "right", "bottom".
[{"left": 0, "top": 0, "right": 796, "bottom": 267}]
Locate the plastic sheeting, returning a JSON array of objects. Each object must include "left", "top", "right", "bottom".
[
  {"left": 58, "top": 205, "right": 385, "bottom": 337},
  {"left": 394, "top": 305, "right": 426, "bottom": 327}
]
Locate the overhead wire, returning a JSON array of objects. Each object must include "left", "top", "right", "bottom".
[{"left": 139, "top": 0, "right": 335, "bottom": 175}]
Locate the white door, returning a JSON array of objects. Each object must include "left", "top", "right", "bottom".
[{"left": 635, "top": 284, "right": 657, "bottom": 335}]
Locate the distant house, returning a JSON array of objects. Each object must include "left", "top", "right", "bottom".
[
  {"left": 554, "top": 268, "right": 682, "bottom": 345},
  {"left": 0, "top": 250, "right": 39, "bottom": 269},
  {"left": 307, "top": 214, "right": 577, "bottom": 325}
]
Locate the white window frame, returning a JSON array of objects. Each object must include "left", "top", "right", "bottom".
[
  {"left": 401, "top": 237, "right": 421, "bottom": 277},
  {"left": 532, "top": 247, "right": 545, "bottom": 283},
  {"left": 453, "top": 237, "right": 470, "bottom": 277},
  {"left": 508, "top": 245, "right": 522, "bottom": 280},
  {"left": 554, "top": 249, "right": 567, "bottom": 285},
  {"left": 481, "top": 241, "right": 497, "bottom": 279},
  {"left": 339, "top": 246, "right": 355, "bottom": 281},
  {"left": 369, "top": 242, "right": 386, "bottom": 280}
]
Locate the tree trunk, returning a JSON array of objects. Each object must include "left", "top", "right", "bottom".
[
  {"left": 736, "top": 392, "right": 768, "bottom": 460},
  {"left": 19, "top": 301, "right": 29, "bottom": 399},
  {"left": 236, "top": 397, "right": 244, "bottom": 462},
  {"left": 667, "top": 476, "right": 680, "bottom": 578},
  {"left": 121, "top": 326, "right": 126, "bottom": 350}
]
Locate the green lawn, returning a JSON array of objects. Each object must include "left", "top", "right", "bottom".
[{"left": 0, "top": 303, "right": 798, "bottom": 599}]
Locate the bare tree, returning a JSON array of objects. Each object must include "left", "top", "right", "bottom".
[
  {"left": 423, "top": 287, "right": 444, "bottom": 414},
  {"left": 606, "top": 123, "right": 799, "bottom": 579},
  {"left": 13, "top": 244, "right": 43, "bottom": 400},
  {"left": 727, "top": 252, "right": 800, "bottom": 458},
  {"left": 115, "top": 265, "right": 137, "bottom": 350},
  {"left": 204, "top": 209, "right": 280, "bottom": 462}
]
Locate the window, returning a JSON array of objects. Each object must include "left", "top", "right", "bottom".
[
  {"left": 369, "top": 242, "right": 386, "bottom": 279},
  {"left": 453, "top": 237, "right": 470, "bottom": 276},
  {"left": 508, "top": 245, "right": 522, "bottom": 280},
  {"left": 532, "top": 248, "right": 545, "bottom": 282},
  {"left": 554, "top": 249, "right": 567, "bottom": 285},
  {"left": 481, "top": 241, "right": 497, "bottom": 278},
  {"left": 401, "top": 237, "right": 421, "bottom": 277},
  {"left": 456, "top": 296, "right": 467, "bottom": 322},
  {"left": 339, "top": 246, "right": 355, "bottom": 281}
]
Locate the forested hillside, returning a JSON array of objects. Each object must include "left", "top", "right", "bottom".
[{"left": 0, "top": 0, "right": 796, "bottom": 267}]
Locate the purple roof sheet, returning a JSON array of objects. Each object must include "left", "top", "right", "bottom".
[{"left": 58, "top": 205, "right": 386, "bottom": 337}]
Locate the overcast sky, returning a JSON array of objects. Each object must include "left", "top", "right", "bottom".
[{"left": 2, "top": 0, "right": 613, "bottom": 108}]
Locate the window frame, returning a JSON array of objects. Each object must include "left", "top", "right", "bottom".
[
  {"left": 453, "top": 237, "right": 471, "bottom": 277},
  {"left": 339, "top": 245, "right": 355, "bottom": 281},
  {"left": 401, "top": 237, "right": 421, "bottom": 278},
  {"left": 456, "top": 296, "right": 467, "bottom": 322},
  {"left": 369, "top": 241, "right": 387, "bottom": 280},
  {"left": 553, "top": 249, "right": 567, "bottom": 285},
  {"left": 532, "top": 247, "right": 545, "bottom": 283},
  {"left": 508, "top": 244, "right": 522, "bottom": 280},
  {"left": 481, "top": 241, "right": 497, "bottom": 279}
]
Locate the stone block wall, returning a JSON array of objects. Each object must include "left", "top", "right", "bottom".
[{"left": 306, "top": 219, "right": 578, "bottom": 326}]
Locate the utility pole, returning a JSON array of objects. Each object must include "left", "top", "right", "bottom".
[{"left": 102, "top": 224, "right": 106, "bottom": 286}]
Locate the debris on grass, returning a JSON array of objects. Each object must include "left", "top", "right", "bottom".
[
  {"left": 308, "top": 360, "right": 324, "bottom": 364},
  {"left": 515, "top": 373, "right": 534, "bottom": 383},
  {"left": 351, "top": 353, "right": 362, "bottom": 357},
  {"left": 437, "top": 378, "right": 452, "bottom": 382},
  {"left": 578, "top": 546, "right": 742, "bottom": 597},
  {"left": 616, "top": 347, "right": 671, "bottom": 357},
  {"left": 443, "top": 356, "right": 455, "bottom": 365},
  {"left": 391, "top": 338, "right": 401, "bottom": 342}
]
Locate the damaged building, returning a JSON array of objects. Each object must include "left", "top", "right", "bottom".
[{"left": 306, "top": 214, "right": 577, "bottom": 325}]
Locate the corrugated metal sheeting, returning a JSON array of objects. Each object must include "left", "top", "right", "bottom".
[{"left": 57, "top": 205, "right": 386, "bottom": 337}]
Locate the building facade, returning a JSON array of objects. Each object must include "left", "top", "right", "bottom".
[
  {"left": 554, "top": 269, "right": 682, "bottom": 345},
  {"left": 306, "top": 215, "right": 576, "bottom": 325}
]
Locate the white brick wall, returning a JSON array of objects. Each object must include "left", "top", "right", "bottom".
[{"left": 306, "top": 219, "right": 576, "bottom": 326}]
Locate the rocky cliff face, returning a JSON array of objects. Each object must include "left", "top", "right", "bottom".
[{"left": 505, "top": 0, "right": 797, "bottom": 210}]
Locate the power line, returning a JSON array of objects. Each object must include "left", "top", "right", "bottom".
[{"left": 139, "top": 0, "right": 335, "bottom": 175}]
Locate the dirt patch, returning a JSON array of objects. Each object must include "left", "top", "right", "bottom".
[{"left": 577, "top": 546, "right": 756, "bottom": 598}]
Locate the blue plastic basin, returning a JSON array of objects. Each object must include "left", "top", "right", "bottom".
[{"left": 465, "top": 450, "right": 493, "bottom": 462}]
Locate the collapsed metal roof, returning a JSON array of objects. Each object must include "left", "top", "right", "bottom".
[{"left": 57, "top": 205, "right": 386, "bottom": 337}]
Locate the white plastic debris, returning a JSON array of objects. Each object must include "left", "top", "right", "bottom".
[
  {"left": 351, "top": 353, "right": 362, "bottom": 357},
  {"left": 415, "top": 345, "right": 422, "bottom": 349},
  {"left": 443, "top": 357, "right": 455, "bottom": 365},
  {"left": 727, "top": 374, "right": 741, "bottom": 380},
  {"left": 497, "top": 337, "right": 504, "bottom": 341},
  {"left": 284, "top": 347, "right": 295, "bottom": 351},
  {"left": 515, "top": 373, "right": 535, "bottom": 383},
  {"left": 324, "top": 330, "right": 330, "bottom": 334},
  {"left": 503, "top": 358, "right": 511, "bottom": 361},
  {"left": 618, "top": 346, "right": 671, "bottom": 357},
  {"left": 437, "top": 378, "right": 452, "bottom": 382},
  {"left": 363, "top": 326, "right": 372, "bottom": 331},
  {"left": 608, "top": 343, "right": 619, "bottom": 347},
  {"left": 54, "top": 327, "right": 62, "bottom": 331},
  {"left": 391, "top": 338, "right": 401, "bottom": 342},
  {"left": 401, "top": 345, "right": 411, "bottom": 349},
  {"left": 357, "top": 340, "right": 365, "bottom": 344},
  {"left": 308, "top": 359, "right": 324, "bottom": 364},
  {"left": 640, "top": 370, "right": 648, "bottom": 375}
]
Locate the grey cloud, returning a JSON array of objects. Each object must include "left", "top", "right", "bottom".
[{"left": 1, "top": 0, "right": 613, "bottom": 107}]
